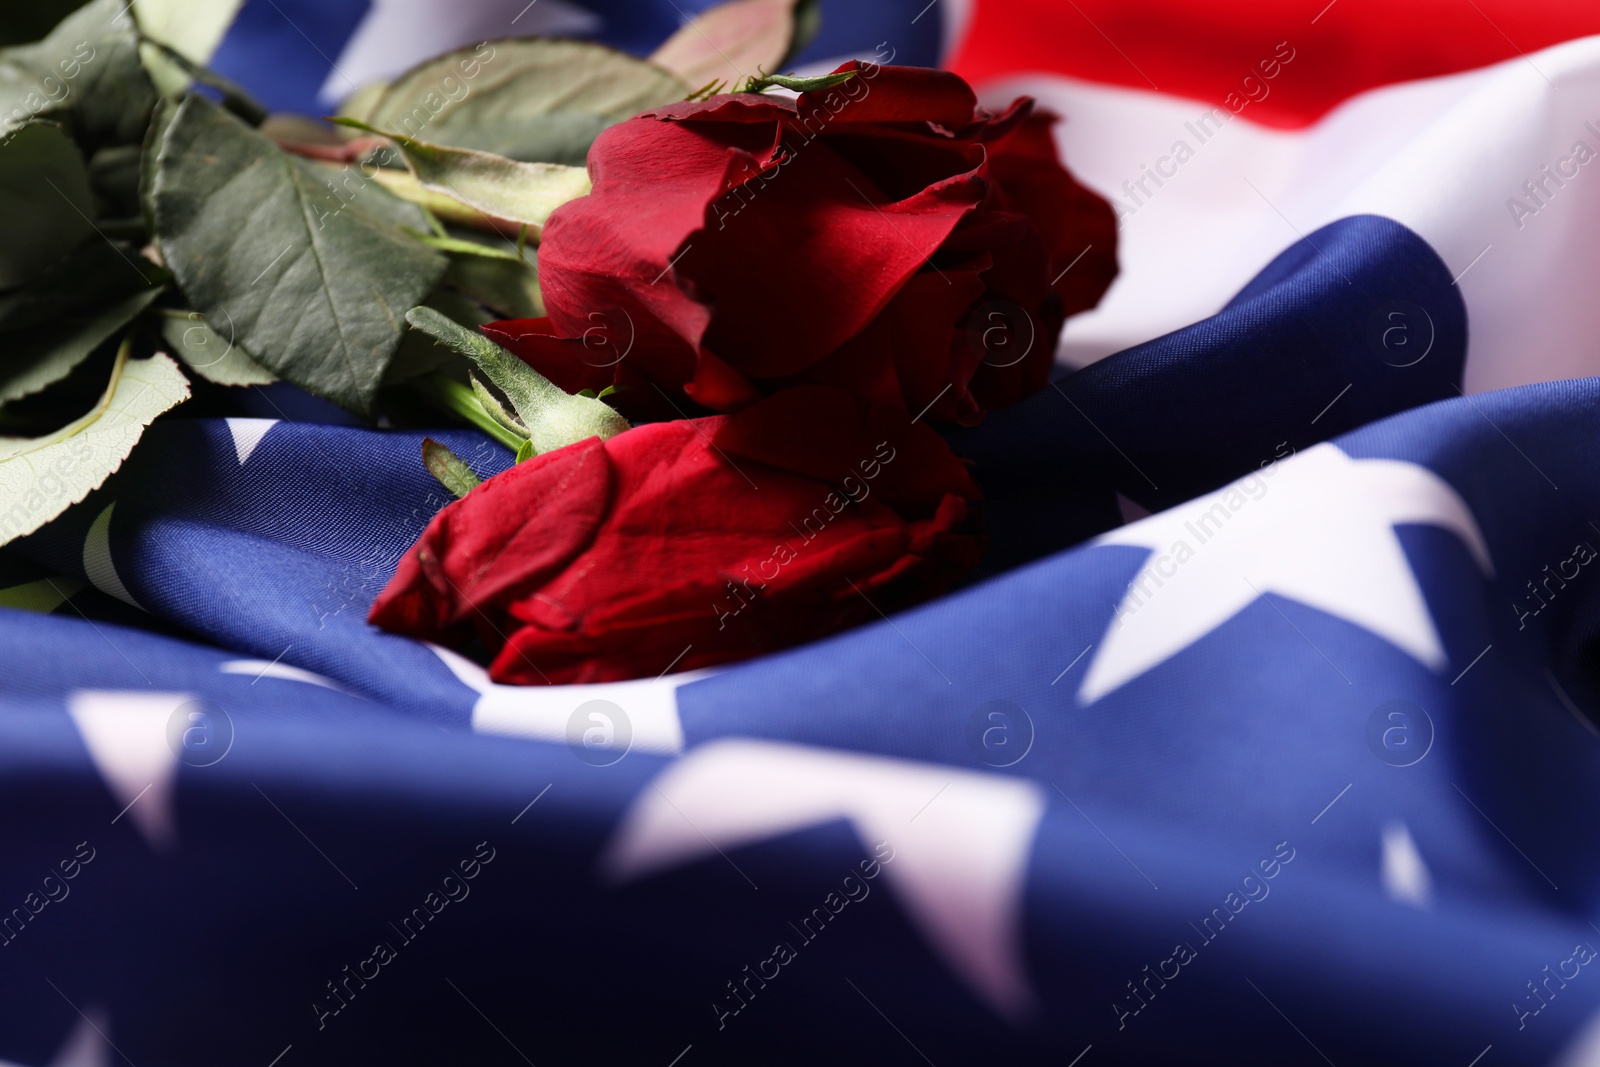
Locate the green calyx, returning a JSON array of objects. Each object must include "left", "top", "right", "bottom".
[{"left": 404, "top": 306, "right": 629, "bottom": 459}]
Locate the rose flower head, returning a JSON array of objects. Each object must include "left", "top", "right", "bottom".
[
  {"left": 484, "top": 62, "right": 1118, "bottom": 426},
  {"left": 369, "top": 387, "right": 983, "bottom": 684}
]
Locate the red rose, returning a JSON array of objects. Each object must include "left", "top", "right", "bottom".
[
  {"left": 484, "top": 63, "right": 1117, "bottom": 426},
  {"left": 369, "top": 387, "right": 983, "bottom": 684}
]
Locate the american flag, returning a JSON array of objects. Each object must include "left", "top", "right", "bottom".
[{"left": 5, "top": 1, "right": 1600, "bottom": 1063}]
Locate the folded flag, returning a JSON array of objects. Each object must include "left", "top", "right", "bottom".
[
  {"left": 9, "top": 356, "right": 1600, "bottom": 1064},
  {"left": 961, "top": 11, "right": 1600, "bottom": 395}
]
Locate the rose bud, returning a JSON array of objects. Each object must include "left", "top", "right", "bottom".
[
  {"left": 369, "top": 387, "right": 983, "bottom": 684},
  {"left": 483, "top": 62, "right": 1117, "bottom": 426}
]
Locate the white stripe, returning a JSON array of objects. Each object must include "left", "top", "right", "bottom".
[
  {"left": 939, "top": 0, "right": 976, "bottom": 66},
  {"left": 984, "top": 34, "right": 1600, "bottom": 393}
]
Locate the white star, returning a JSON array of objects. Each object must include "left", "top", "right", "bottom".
[
  {"left": 81, "top": 504, "right": 140, "bottom": 610},
  {"left": 67, "top": 691, "right": 187, "bottom": 850},
  {"left": 0, "top": 1008, "right": 113, "bottom": 1067},
  {"left": 428, "top": 645, "right": 690, "bottom": 754},
  {"left": 224, "top": 418, "right": 277, "bottom": 465},
  {"left": 602, "top": 740, "right": 1047, "bottom": 1018},
  {"left": 1080, "top": 444, "right": 1492, "bottom": 703},
  {"left": 1380, "top": 821, "right": 1433, "bottom": 909},
  {"left": 219, "top": 659, "right": 348, "bottom": 693}
]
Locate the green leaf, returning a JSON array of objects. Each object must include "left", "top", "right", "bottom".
[
  {"left": 0, "top": 287, "right": 161, "bottom": 404},
  {"left": 405, "top": 305, "right": 629, "bottom": 455},
  {"left": 147, "top": 94, "right": 447, "bottom": 416},
  {"left": 336, "top": 80, "right": 389, "bottom": 122},
  {"left": 0, "top": 121, "right": 95, "bottom": 289},
  {"left": 514, "top": 438, "right": 533, "bottom": 464},
  {"left": 333, "top": 118, "right": 590, "bottom": 237},
  {"left": 363, "top": 166, "right": 504, "bottom": 231},
  {"left": 137, "top": 36, "right": 267, "bottom": 125},
  {"left": 421, "top": 436, "right": 481, "bottom": 498},
  {"left": 0, "top": 236, "right": 162, "bottom": 332},
  {"left": 470, "top": 373, "right": 527, "bottom": 436},
  {"left": 134, "top": 0, "right": 243, "bottom": 62},
  {"left": 382, "top": 289, "right": 488, "bottom": 386},
  {"left": 158, "top": 310, "right": 277, "bottom": 386},
  {"left": 88, "top": 142, "right": 143, "bottom": 219},
  {"left": 0, "top": 0, "right": 157, "bottom": 148},
  {"left": 0, "top": 346, "right": 189, "bottom": 545},
  {"left": 651, "top": 0, "right": 803, "bottom": 89},
  {"left": 357, "top": 39, "right": 688, "bottom": 166},
  {"left": 137, "top": 92, "right": 176, "bottom": 232}
]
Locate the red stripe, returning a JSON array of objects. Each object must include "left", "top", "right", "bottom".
[{"left": 948, "top": 0, "right": 1600, "bottom": 128}]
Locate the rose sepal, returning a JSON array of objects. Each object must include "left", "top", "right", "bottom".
[{"left": 404, "top": 306, "right": 631, "bottom": 457}]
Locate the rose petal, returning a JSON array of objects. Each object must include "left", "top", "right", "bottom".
[
  {"left": 797, "top": 62, "right": 978, "bottom": 130},
  {"left": 714, "top": 386, "right": 980, "bottom": 514},
  {"left": 681, "top": 347, "right": 763, "bottom": 411},
  {"left": 955, "top": 216, "right": 1062, "bottom": 414},
  {"left": 985, "top": 107, "right": 1120, "bottom": 316},
  {"left": 807, "top": 267, "right": 989, "bottom": 425},
  {"left": 368, "top": 541, "right": 458, "bottom": 638},
  {"left": 537, "top": 116, "right": 746, "bottom": 378},
  {"left": 682, "top": 142, "right": 985, "bottom": 380},
  {"left": 649, "top": 94, "right": 794, "bottom": 124},
  {"left": 427, "top": 438, "right": 612, "bottom": 629},
  {"left": 378, "top": 404, "right": 985, "bottom": 684}
]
